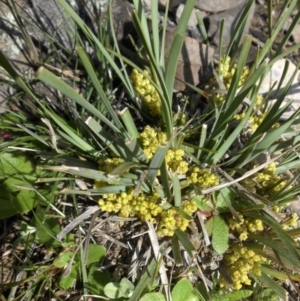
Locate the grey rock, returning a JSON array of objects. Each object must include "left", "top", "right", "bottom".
[
  {"left": 207, "top": 1, "right": 255, "bottom": 46},
  {"left": 176, "top": 4, "right": 206, "bottom": 28},
  {"left": 259, "top": 58, "right": 300, "bottom": 120},
  {"left": 0, "top": 0, "right": 76, "bottom": 109},
  {"left": 291, "top": 23, "right": 300, "bottom": 44},
  {"left": 195, "top": 0, "right": 248, "bottom": 13}
]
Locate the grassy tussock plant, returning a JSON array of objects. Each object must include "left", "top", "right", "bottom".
[{"left": 0, "top": 0, "right": 300, "bottom": 300}]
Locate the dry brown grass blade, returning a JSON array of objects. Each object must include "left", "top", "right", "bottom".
[
  {"left": 147, "top": 221, "right": 171, "bottom": 301},
  {"left": 57, "top": 206, "right": 99, "bottom": 241}
]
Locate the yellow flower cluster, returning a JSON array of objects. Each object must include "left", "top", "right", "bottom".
[
  {"left": 255, "top": 94, "right": 264, "bottom": 107},
  {"left": 234, "top": 95, "right": 264, "bottom": 122},
  {"left": 234, "top": 112, "right": 246, "bottom": 121},
  {"left": 94, "top": 157, "right": 125, "bottom": 188},
  {"left": 97, "top": 157, "right": 124, "bottom": 172},
  {"left": 95, "top": 126, "right": 200, "bottom": 237},
  {"left": 140, "top": 126, "right": 189, "bottom": 174},
  {"left": 130, "top": 69, "right": 162, "bottom": 116},
  {"left": 98, "top": 188, "right": 163, "bottom": 222},
  {"left": 228, "top": 213, "right": 264, "bottom": 241},
  {"left": 272, "top": 205, "right": 298, "bottom": 230},
  {"left": 248, "top": 113, "right": 266, "bottom": 132},
  {"left": 187, "top": 166, "right": 219, "bottom": 188},
  {"left": 174, "top": 111, "right": 187, "bottom": 126},
  {"left": 221, "top": 244, "right": 267, "bottom": 290},
  {"left": 165, "top": 149, "right": 189, "bottom": 175},
  {"left": 282, "top": 213, "right": 299, "bottom": 230},
  {"left": 140, "top": 125, "right": 167, "bottom": 159},
  {"left": 209, "top": 56, "right": 249, "bottom": 104},
  {"left": 252, "top": 162, "right": 289, "bottom": 197},
  {"left": 157, "top": 200, "right": 198, "bottom": 237},
  {"left": 98, "top": 187, "right": 198, "bottom": 237}
]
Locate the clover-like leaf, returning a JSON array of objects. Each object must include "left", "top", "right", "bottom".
[
  {"left": 139, "top": 292, "right": 166, "bottom": 301},
  {"left": 53, "top": 251, "right": 73, "bottom": 268},
  {"left": 172, "top": 279, "right": 194, "bottom": 301},
  {"left": 0, "top": 152, "right": 35, "bottom": 177},
  {"left": 104, "top": 278, "right": 134, "bottom": 299}
]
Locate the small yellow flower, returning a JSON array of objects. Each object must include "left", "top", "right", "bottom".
[
  {"left": 221, "top": 244, "right": 266, "bottom": 290},
  {"left": 208, "top": 56, "right": 249, "bottom": 104},
  {"left": 131, "top": 69, "right": 162, "bottom": 116}
]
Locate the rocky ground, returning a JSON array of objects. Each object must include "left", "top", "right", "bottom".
[{"left": 0, "top": 0, "right": 299, "bottom": 112}]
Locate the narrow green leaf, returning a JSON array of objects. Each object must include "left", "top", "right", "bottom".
[
  {"left": 119, "top": 108, "right": 140, "bottom": 139},
  {"left": 76, "top": 46, "right": 124, "bottom": 130},
  {"left": 41, "top": 165, "right": 136, "bottom": 185},
  {"left": 246, "top": 212, "right": 300, "bottom": 267},
  {"left": 175, "top": 229, "right": 195, "bottom": 258},
  {"left": 128, "top": 259, "right": 158, "bottom": 301},
  {"left": 172, "top": 173, "right": 181, "bottom": 207},
  {"left": 165, "top": 0, "right": 196, "bottom": 102},
  {"left": 56, "top": 0, "right": 134, "bottom": 96},
  {"left": 0, "top": 50, "right": 37, "bottom": 100},
  {"left": 257, "top": 272, "right": 286, "bottom": 298},
  {"left": 256, "top": 0, "right": 297, "bottom": 65},
  {"left": 35, "top": 67, "right": 121, "bottom": 134},
  {"left": 240, "top": 110, "right": 300, "bottom": 167},
  {"left": 159, "top": 157, "right": 172, "bottom": 201},
  {"left": 109, "top": 162, "right": 144, "bottom": 177},
  {"left": 150, "top": 0, "right": 160, "bottom": 66},
  {"left": 171, "top": 236, "right": 183, "bottom": 265},
  {"left": 85, "top": 117, "right": 120, "bottom": 156},
  {"left": 211, "top": 92, "right": 255, "bottom": 164},
  {"left": 261, "top": 264, "right": 300, "bottom": 282},
  {"left": 226, "top": 0, "right": 255, "bottom": 58},
  {"left": 148, "top": 146, "right": 169, "bottom": 187},
  {"left": 177, "top": 208, "right": 193, "bottom": 221}
]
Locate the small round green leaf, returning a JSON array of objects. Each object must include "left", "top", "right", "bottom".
[
  {"left": 0, "top": 152, "right": 35, "bottom": 176},
  {"left": 59, "top": 263, "right": 78, "bottom": 290},
  {"left": 172, "top": 279, "right": 193, "bottom": 301},
  {"left": 139, "top": 292, "right": 166, "bottom": 301},
  {"left": 15, "top": 190, "right": 36, "bottom": 214},
  {"left": 104, "top": 282, "right": 123, "bottom": 299},
  {"left": 87, "top": 264, "right": 111, "bottom": 295},
  {"left": 86, "top": 244, "right": 106, "bottom": 267},
  {"left": 53, "top": 251, "right": 73, "bottom": 268}
]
